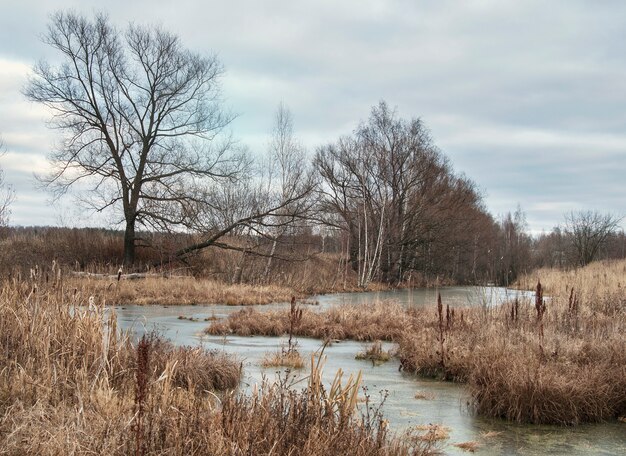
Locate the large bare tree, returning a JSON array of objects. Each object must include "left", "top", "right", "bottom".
[
  {"left": 25, "top": 12, "right": 243, "bottom": 265},
  {"left": 565, "top": 210, "right": 622, "bottom": 266}
]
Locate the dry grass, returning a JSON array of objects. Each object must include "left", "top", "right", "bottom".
[
  {"left": 398, "top": 259, "right": 626, "bottom": 424},
  {"left": 515, "top": 259, "right": 626, "bottom": 297},
  {"left": 0, "top": 278, "right": 435, "bottom": 455},
  {"left": 66, "top": 276, "right": 300, "bottom": 305},
  {"left": 206, "top": 300, "right": 412, "bottom": 341},
  {"left": 414, "top": 391, "right": 436, "bottom": 400},
  {"left": 411, "top": 424, "right": 450, "bottom": 443},
  {"left": 261, "top": 349, "right": 305, "bottom": 369}
]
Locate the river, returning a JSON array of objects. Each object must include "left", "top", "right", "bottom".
[{"left": 114, "top": 286, "right": 625, "bottom": 455}]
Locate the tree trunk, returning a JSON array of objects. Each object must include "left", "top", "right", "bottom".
[
  {"left": 263, "top": 238, "right": 278, "bottom": 283},
  {"left": 124, "top": 219, "right": 136, "bottom": 266}
]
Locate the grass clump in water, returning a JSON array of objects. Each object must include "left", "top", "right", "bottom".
[
  {"left": 261, "top": 349, "right": 305, "bottom": 369},
  {"left": 355, "top": 340, "right": 392, "bottom": 365}
]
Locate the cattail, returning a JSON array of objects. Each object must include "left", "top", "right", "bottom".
[
  {"left": 437, "top": 293, "right": 446, "bottom": 375},
  {"left": 437, "top": 293, "right": 443, "bottom": 329},
  {"left": 535, "top": 280, "right": 545, "bottom": 321},
  {"left": 134, "top": 335, "right": 151, "bottom": 456},
  {"left": 535, "top": 280, "right": 545, "bottom": 359},
  {"left": 288, "top": 296, "right": 302, "bottom": 354}
]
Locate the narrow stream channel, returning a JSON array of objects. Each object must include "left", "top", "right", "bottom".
[{"left": 114, "top": 287, "right": 625, "bottom": 455}]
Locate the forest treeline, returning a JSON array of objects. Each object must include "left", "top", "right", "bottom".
[
  {"left": 2, "top": 13, "right": 622, "bottom": 290},
  {"left": 1, "top": 100, "right": 624, "bottom": 288},
  {"left": 1, "top": 205, "right": 623, "bottom": 288}
]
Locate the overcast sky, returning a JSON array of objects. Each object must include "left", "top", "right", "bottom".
[{"left": 0, "top": 0, "right": 625, "bottom": 233}]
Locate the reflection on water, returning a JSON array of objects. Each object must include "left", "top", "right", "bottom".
[{"left": 114, "top": 287, "right": 625, "bottom": 456}]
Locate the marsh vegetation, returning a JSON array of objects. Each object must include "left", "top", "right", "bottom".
[
  {"left": 0, "top": 277, "right": 438, "bottom": 455},
  {"left": 207, "top": 259, "right": 626, "bottom": 425}
]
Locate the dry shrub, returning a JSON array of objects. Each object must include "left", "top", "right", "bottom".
[{"left": 0, "top": 227, "right": 389, "bottom": 296}]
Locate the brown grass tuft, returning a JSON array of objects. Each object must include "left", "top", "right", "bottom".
[
  {"left": 414, "top": 391, "right": 436, "bottom": 400},
  {"left": 261, "top": 349, "right": 305, "bottom": 369},
  {"left": 411, "top": 424, "right": 451, "bottom": 442}
]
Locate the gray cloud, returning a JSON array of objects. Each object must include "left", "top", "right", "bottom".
[{"left": 1, "top": 0, "right": 625, "bottom": 231}]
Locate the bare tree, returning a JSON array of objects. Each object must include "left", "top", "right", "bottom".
[
  {"left": 0, "top": 138, "right": 15, "bottom": 227},
  {"left": 315, "top": 101, "right": 487, "bottom": 286},
  {"left": 565, "top": 210, "right": 622, "bottom": 266},
  {"left": 25, "top": 12, "right": 243, "bottom": 265},
  {"left": 496, "top": 206, "right": 531, "bottom": 286},
  {"left": 170, "top": 106, "right": 317, "bottom": 268},
  {"left": 173, "top": 163, "right": 317, "bottom": 266},
  {"left": 261, "top": 103, "right": 309, "bottom": 281}
]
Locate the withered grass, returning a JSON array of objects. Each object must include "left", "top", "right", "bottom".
[{"left": 67, "top": 276, "right": 300, "bottom": 306}]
